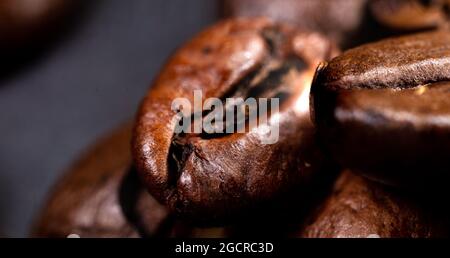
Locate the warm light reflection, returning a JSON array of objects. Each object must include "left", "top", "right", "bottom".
[{"left": 294, "top": 70, "right": 315, "bottom": 115}]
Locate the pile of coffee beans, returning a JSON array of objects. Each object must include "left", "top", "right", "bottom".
[{"left": 34, "top": 0, "right": 450, "bottom": 238}]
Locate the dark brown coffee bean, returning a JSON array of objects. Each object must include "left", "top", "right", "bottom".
[
  {"left": 222, "top": 0, "right": 369, "bottom": 48},
  {"left": 301, "top": 171, "right": 449, "bottom": 238},
  {"left": 32, "top": 124, "right": 172, "bottom": 238},
  {"left": 311, "top": 30, "right": 450, "bottom": 188},
  {"left": 133, "top": 18, "right": 338, "bottom": 222},
  {"left": 0, "top": 0, "right": 78, "bottom": 51},
  {"left": 370, "top": 0, "right": 450, "bottom": 31}
]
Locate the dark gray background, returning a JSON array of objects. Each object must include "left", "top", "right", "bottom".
[{"left": 0, "top": 0, "right": 218, "bottom": 237}]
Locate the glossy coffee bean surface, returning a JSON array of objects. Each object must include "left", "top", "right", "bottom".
[
  {"left": 311, "top": 30, "right": 450, "bottom": 188},
  {"left": 133, "top": 18, "right": 337, "bottom": 222}
]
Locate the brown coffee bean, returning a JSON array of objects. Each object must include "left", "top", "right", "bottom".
[
  {"left": 0, "top": 0, "right": 78, "bottom": 51},
  {"left": 222, "top": 0, "right": 369, "bottom": 48},
  {"left": 33, "top": 123, "right": 232, "bottom": 238},
  {"left": 32, "top": 123, "right": 172, "bottom": 238},
  {"left": 301, "top": 171, "right": 449, "bottom": 238},
  {"left": 311, "top": 30, "right": 450, "bottom": 188},
  {"left": 370, "top": 0, "right": 450, "bottom": 31},
  {"left": 133, "top": 18, "right": 338, "bottom": 222}
]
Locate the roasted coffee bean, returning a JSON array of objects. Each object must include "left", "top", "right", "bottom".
[
  {"left": 33, "top": 123, "right": 230, "bottom": 238},
  {"left": 0, "top": 0, "right": 78, "bottom": 51},
  {"left": 311, "top": 30, "right": 450, "bottom": 188},
  {"left": 133, "top": 18, "right": 338, "bottom": 221},
  {"left": 301, "top": 171, "right": 449, "bottom": 238},
  {"left": 222, "top": 0, "right": 372, "bottom": 48},
  {"left": 370, "top": 0, "right": 450, "bottom": 31},
  {"left": 32, "top": 124, "right": 172, "bottom": 238}
]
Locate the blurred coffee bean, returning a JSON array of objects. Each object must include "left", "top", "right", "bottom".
[
  {"left": 32, "top": 123, "right": 232, "bottom": 238},
  {"left": 222, "top": 0, "right": 375, "bottom": 48},
  {"left": 0, "top": 0, "right": 79, "bottom": 51},
  {"left": 301, "top": 171, "right": 449, "bottom": 238},
  {"left": 0, "top": 0, "right": 86, "bottom": 79},
  {"left": 311, "top": 30, "right": 450, "bottom": 189},
  {"left": 133, "top": 18, "right": 338, "bottom": 222},
  {"left": 32, "top": 123, "right": 172, "bottom": 238},
  {"left": 370, "top": 0, "right": 450, "bottom": 31}
]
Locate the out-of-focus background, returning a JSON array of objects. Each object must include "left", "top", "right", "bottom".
[{"left": 0, "top": 0, "right": 218, "bottom": 237}]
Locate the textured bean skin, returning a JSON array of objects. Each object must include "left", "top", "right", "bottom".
[
  {"left": 31, "top": 4, "right": 450, "bottom": 239},
  {"left": 133, "top": 18, "right": 338, "bottom": 222},
  {"left": 32, "top": 124, "right": 448, "bottom": 238},
  {"left": 302, "top": 171, "right": 449, "bottom": 238},
  {"left": 311, "top": 30, "right": 450, "bottom": 189}
]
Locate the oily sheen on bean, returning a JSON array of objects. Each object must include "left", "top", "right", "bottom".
[
  {"left": 133, "top": 18, "right": 338, "bottom": 222},
  {"left": 311, "top": 30, "right": 450, "bottom": 189}
]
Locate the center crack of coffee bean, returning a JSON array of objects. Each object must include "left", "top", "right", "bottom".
[{"left": 166, "top": 27, "right": 307, "bottom": 182}]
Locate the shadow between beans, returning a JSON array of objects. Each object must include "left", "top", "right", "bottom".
[{"left": 119, "top": 167, "right": 175, "bottom": 238}]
